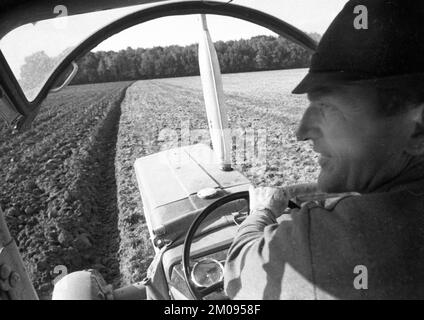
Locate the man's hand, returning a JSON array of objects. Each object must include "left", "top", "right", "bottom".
[{"left": 249, "top": 186, "right": 290, "bottom": 219}]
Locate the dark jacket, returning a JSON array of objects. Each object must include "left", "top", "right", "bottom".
[{"left": 224, "top": 162, "right": 424, "bottom": 299}]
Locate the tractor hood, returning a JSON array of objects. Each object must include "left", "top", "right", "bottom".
[{"left": 134, "top": 144, "right": 251, "bottom": 249}]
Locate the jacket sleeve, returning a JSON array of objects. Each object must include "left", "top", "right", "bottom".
[{"left": 224, "top": 206, "right": 316, "bottom": 299}]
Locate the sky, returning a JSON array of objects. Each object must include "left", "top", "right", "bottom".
[
  {"left": 0, "top": 0, "right": 348, "bottom": 79},
  {"left": 94, "top": 0, "right": 348, "bottom": 51}
]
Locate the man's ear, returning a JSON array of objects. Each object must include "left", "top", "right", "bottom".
[{"left": 406, "top": 104, "right": 424, "bottom": 156}]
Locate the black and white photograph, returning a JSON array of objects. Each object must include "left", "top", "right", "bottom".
[{"left": 1, "top": 0, "right": 424, "bottom": 305}]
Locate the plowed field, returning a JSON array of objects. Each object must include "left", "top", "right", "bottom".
[{"left": 0, "top": 82, "right": 132, "bottom": 299}]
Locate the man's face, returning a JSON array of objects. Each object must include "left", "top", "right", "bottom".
[{"left": 296, "top": 85, "right": 414, "bottom": 193}]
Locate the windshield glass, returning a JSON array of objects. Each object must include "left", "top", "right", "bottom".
[
  {"left": 0, "top": 0, "right": 345, "bottom": 102},
  {"left": 0, "top": 3, "right": 157, "bottom": 101}
]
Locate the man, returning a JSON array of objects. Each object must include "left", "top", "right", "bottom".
[{"left": 224, "top": 0, "right": 424, "bottom": 299}]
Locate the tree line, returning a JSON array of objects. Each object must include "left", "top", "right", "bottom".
[{"left": 20, "top": 33, "right": 320, "bottom": 89}]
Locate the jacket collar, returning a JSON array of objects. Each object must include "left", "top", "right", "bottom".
[{"left": 374, "top": 158, "right": 424, "bottom": 194}]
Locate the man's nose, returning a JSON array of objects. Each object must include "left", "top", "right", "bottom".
[{"left": 296, "top": 106, "right": 322, "bottom": 142}]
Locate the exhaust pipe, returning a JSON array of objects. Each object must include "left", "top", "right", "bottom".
[{"left": 198, "top": 14, "right": 232, "bottom": 171}]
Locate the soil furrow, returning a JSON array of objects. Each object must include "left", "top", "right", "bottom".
[{"left": 0, "top": 81, "right": 132, "bottom": 299}]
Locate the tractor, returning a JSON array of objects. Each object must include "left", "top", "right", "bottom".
[{"left": 0, "top": 0, "right": 323, "bottom": 300}]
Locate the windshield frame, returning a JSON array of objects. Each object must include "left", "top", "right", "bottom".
[{"left": 0, "top": 0, "right": 317, "bottom": 130}]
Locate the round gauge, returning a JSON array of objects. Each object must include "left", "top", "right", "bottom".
[{"left": 190, "top": 258, "right": 224, "bottom": 288}]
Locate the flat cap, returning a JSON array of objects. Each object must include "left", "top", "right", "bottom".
[{"left": 293, "top": 0, "right": 424, "bottom": 94}]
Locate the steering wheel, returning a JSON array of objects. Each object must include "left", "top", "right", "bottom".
[
  {"left": 182, "top": 191, "right": 249, "bottom": 300},
  {"left": 181, "top": 188, "right": 304, "bottom": 299}
]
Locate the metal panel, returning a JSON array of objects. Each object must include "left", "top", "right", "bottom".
[
  {"left": 134, "top": 145, "right": 220, "bottom": 210},
  {"left": 134, "top": 144, "right": 251, "bottom": 245}
]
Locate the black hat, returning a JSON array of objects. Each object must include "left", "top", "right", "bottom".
[{"left": 292, "top": 0, "right": 424, "bottom": 94}]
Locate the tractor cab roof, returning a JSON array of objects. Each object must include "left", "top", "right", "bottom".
[{"left": 0, "top": 0, "right": 163, "bottom": 36}]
